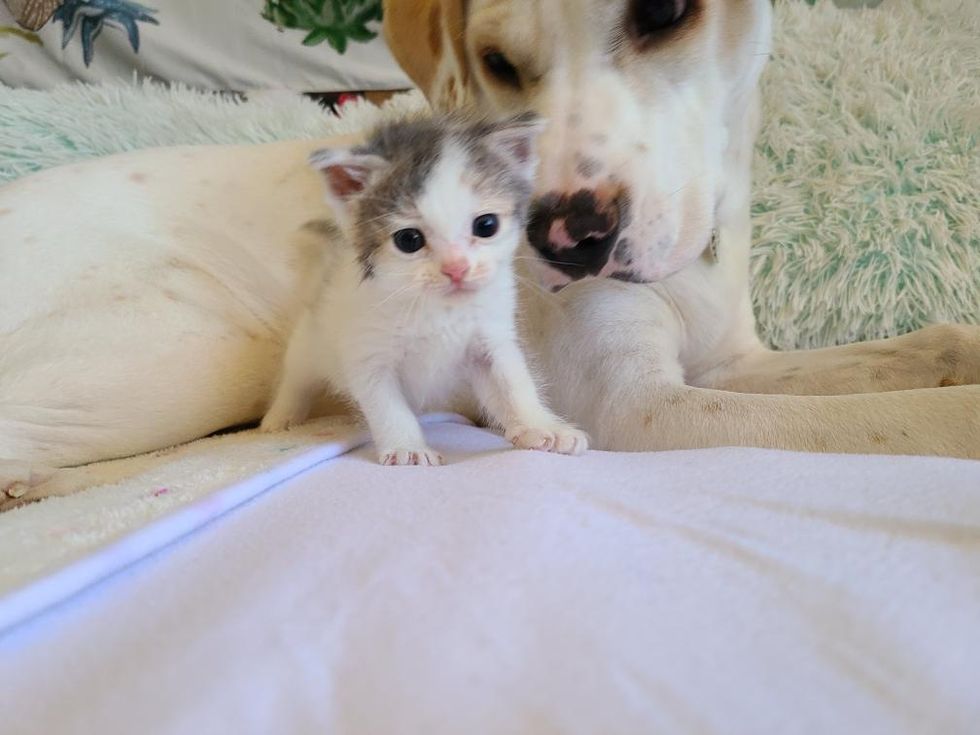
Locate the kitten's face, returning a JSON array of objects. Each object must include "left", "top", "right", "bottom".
[
  {"left": 310, "top": 115, "right": 541, "bottom": 301},
  {"left": 365, "top": 145, "right": 525, "bottom": 298}
]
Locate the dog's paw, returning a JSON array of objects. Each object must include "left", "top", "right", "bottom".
[
  {"left": 378, "top": 447, "right": 445, "bottom": 467},
  {"left": 1, "top": 460, "right": 57, "bottom": 512},
  {"left": 259, "top": 410, "right": 304, "bottom": 433},
  {"left": 506, "top": 423, "right": 589, "bottom": 456}
]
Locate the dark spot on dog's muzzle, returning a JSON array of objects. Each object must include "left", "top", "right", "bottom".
[
  {"left": 526, "top": 189, "right": 629, "bottom": 280},
  {"left": 610, "top": 270, "right": 647, "bottom": 284}
]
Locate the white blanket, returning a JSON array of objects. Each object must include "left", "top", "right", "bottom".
[{"left": 2, "top": 423, "right": 979, "bottom": 734}]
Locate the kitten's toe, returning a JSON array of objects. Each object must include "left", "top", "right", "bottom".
[
  {"left": 506, "top": 426, "right": 556, "bottom": 452},
  {"left": 507, "top": 424, "right": 588, "bottom": 456},
  {"left": 552, "top": 426, "right": 589, "bottom": 456},
  {"left": 379, "top": 448, "right": 445, "bottom": 466}
]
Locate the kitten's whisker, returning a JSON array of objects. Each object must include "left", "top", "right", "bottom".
[
  {"left": 512, "top": 255, "right": 588, "bottom": 269},
  {"left": 370, "top": 283, "right": 416, "bottom": 311},
  {"left": 666, "top": 173, "right": 706, "bottom": 200},
  {"left": 407, "top": 291, "right": 425, "bottom": 323},
  {"left": 352, "top": 212, "right": 399, "bottom": 227},
  {"left": 511, "top": 273, "right": 566, "bottom": 314}
]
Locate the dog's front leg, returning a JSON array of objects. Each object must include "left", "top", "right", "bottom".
[
  {"left": 594, "top": 383, "right": 979, "bottom": 458},
  {"left": 531, "top": 282, "right": 980, "bottom": 458},
  {"left": 696, "top": 324, "right": 980, "bottom": 396}
]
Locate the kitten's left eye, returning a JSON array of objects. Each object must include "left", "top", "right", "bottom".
[
  {"left": 472, "top": 214, "right": 500, "bottom": 239},
  {"left": 392, "top": 228, "right": 426, "bottom": 253}
]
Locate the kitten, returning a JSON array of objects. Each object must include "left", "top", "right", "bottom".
[{"left": 260, "top": 114, "right": 589, "bottom": 466}]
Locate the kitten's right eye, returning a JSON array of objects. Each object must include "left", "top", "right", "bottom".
[{"left": 392, "top": 228, "right": 426, "bottom": 254}]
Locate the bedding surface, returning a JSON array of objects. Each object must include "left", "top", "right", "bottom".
[{"left": 2, "top": 423, "right": 978, "bottom": 735}]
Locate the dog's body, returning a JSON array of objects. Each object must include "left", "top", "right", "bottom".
[{"left": 1, "top": 0, "right": 978, "bottom": 504}]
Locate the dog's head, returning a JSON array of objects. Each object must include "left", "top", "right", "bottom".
[{"left": 384, "top": 0, "right": 772, "bottom": 288}]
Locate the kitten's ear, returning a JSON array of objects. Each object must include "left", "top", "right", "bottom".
[
  {"left": 308, "top": 148, "right": 387, "bottom": 214},
  {"left": 485, "top": 114, "right": 546, "bottom": 182}
]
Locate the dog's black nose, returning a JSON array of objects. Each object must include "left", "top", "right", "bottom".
[{"left": 526, "top": 189, "right": 622, "bottom": 280}]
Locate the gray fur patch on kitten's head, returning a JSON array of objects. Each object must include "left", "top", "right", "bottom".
[{"left": 309, "top": 114, "right": 541, "bottom": 279}]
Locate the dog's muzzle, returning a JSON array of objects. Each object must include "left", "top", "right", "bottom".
[{"left": 526, "top": 188, "right": 629, "bottom": 285}]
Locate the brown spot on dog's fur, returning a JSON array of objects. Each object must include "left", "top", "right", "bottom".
[
  {"left": 869, "top": 366, "right": 888, "bottom": 382},
  {"left": 302, "top": 219, "right": 341, "bottom": 240},
  {"left": 703, "top": 400, "right": 723, "bottom": 414},
  {"left": 576, "top": 155, "right": 602, "bottom": 179},
  {"left": 427, "top": 3, "right": 442, "bottom": 56},
  {"left": 812, "top": 436, "right": 830, "bottom": 451},
  {"left": 869, "top": 432, "right": 887, "bottom": 445},
  {"left": 129, "top": 172, "right": 147, "bottom": 184},
  {"left": 939, "top": 376, "right": 959, "bottom": 388},
  {"left": 644, "top": 413, "right": 654, "bottom": 428},
  {"left": 163, "top": 289, "right": 179, "bottom": 301}
]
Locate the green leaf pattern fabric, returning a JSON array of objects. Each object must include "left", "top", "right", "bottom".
[
  {"left": 262, "top": 0, "right": 383, "bottom": 54},
  {"left": 0, "top": 0, "right": 405, "bottom": 90}
]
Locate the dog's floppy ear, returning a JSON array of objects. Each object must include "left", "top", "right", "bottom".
[{"left": 383, "top": 0, "right": 471, "bottom": 112}]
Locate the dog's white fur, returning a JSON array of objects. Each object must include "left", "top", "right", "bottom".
[{"left": 1, "top": 0, "right": 978, "bottom": 505}]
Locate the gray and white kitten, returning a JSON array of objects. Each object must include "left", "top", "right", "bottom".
[{"left": 261, "top": 115, "right": 588, "bottom": 465}]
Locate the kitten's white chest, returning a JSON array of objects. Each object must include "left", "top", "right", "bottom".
[{"left": 394, "top": 309, "right": 480, "bottom": 411}]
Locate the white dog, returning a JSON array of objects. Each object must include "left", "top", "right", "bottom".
[{"left": 1, "top": 0, "right": 978, "bottom": 505}]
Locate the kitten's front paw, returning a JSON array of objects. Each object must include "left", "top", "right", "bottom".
[
  {"left": 378, "top": 448, "right": 446, "bottom": 467},
  {"left": 506, "top": 423, "right": 589, "bottom": 456}
]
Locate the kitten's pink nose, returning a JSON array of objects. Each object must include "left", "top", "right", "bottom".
[{"left": 440, "top": 259, "right": 471, "bottom": 285}]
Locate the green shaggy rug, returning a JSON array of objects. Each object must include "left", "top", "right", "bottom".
[{"left": 0, "top": 0, "right": 977, "bottom": 350}]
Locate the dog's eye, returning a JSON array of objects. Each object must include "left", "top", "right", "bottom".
[
  {"left": 481, "top": 49, "right": 521, "bottom": 89},
  {"left": 629, "top": 0, "right": 688, "bottom": 39},
  {"left": 392, "top": 228, "right": 426, "bottom": 254},
  {"left": 472, "top": 214, "right": 500, "bottom": 239}
]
